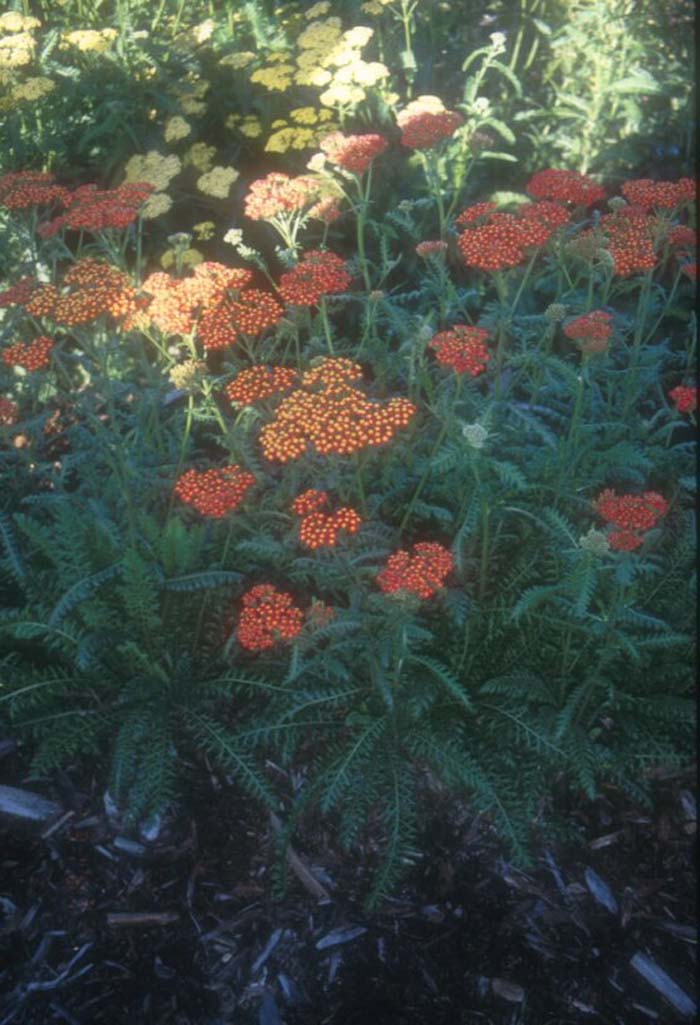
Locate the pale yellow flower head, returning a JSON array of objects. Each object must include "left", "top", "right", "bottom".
[
  {"left": 164, "top": 115, "right": 191, "bottom": 143},
  {"left": 196, "top": 165, "right": 239, "bottom": 199},
  {"left": 11, "top": 76, "right": 54, "bottom": 102},
  {"left": 250, "top": 64, "right": 294, "bottom": 91},
  {"left": 161, "top": 247, "right": 203, "bottom": 270},
  {"left": 193, "top": 220, "right": 215, "bottom": 240},
  {"left": 305, "top": 1, "right": 331, "bottom": 17},
  {"left": 124, "top": 151, "right": 181, "bottom": 191},
  {"left": 62, "top": 28, "right": 117, "bottom": 53},
  {"left": 219, "top": 51, "right": 255, "bottom": 69},
  {"left": 0, "top": 12, "right": 40, "bottom": 32},
  {"left": 141, "top": 192, "right": 173, "bottom": 219},
  {"left": 0, "top": 31, "right": 35, "bottom": 68},
  {"left": 183, "top": 142, "right": 216, "bottom": 172}
]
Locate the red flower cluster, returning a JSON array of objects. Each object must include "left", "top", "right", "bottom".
[
  {"left": 398, "top": 109, "right": 463, "bottom": 150},
  {"left": 225, "top": 365, "right": 298, "bottom": 406},
  {"left": 669, "top": 384, "right": 698, "bottom": 415},
  {"left": 237, "top": 584, "right": 304, "bottom": 651},
  {"left": 416, "top": 240, "right": 448, "bottom": 257},
  {"left": 320, "top": 132, "right": 389, "bottom": 174},
  {"left": 457, "top": 202, "right": 565, "bottom": 271},
  {"left": 25, "top": 260, "right": 141, "bottom": 327},
  {"left": 278, "top": 250, "right": 352, "bottom": 306},
  {"left": 244, "top": 172, "right": 320, "bottom": 220},
  {"left": 308, "top": 194, "right": 343, "bottom": 223},
  {"left": 680, "top": 262, "right": 697, "bottom": 281},
  {"left": 621, "top": 178, "right": 695, "bottom": 211},
  {"left": 2, "top": 335, "right": 53, "bottom": 371},
  {"left": 0, "top": 171, "right": 69, "bottom": 210},
  {"left": 526, "top": 169, "right": 606, "bottom": 206},
  {"left": 563, "top": 310, "right": 614, "bottom": 354},
  {"left": 429, "top": 325, "right": 491, "bottom": 376},
  {"left": 142, "top": 264, "right": 253, "bottom": 337},
  {"left": 290, "top": 490, "right": 361, "bottom": 549},
  {"left": 0, "top": 397, "right": 19, "bottom": 426},
  {"left": 455, "top": 202, "right": 498, "bottom": 227},
  {"left": 600, "top": 207, "right": 657, "bottom": 277},
  {"left": 377, "top": 542, "right": 454, "bottom": 599},
  {"left": 291, "top": 489, "right": 329, "bottom": 515},
  {"left": 594, "top": 489, "right": 669, "bottom": 551},
  {"left": 667, "top": 225, "right": 696, "bottom": 252},
  {"left": 37, "top": 183, "right": 153, "bottom": 238},
  {"left": 260, "top": 357, "right": 416, "bottom": 462},
  {"left": 174, "top": 464, "right": 256, "bottom": 518},
  {"left": 0, "top": 276, "right": 38, "bottom": 308}
]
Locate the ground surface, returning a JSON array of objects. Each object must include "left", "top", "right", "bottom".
[{"left": 0, "top": 744, "right": 696, "bottom": 1025}]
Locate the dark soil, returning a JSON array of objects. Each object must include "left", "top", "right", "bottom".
[{"left": 0, "top": 741, "right": 696, "bottom": 1025}]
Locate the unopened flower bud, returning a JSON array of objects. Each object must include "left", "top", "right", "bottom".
[
  {"left": 168, "top": 359, "right": 206, "bottom": 390},
  {"left": 462, "top": 422, "right": 489, "bottom": 449},
  {"left": 544, "top": 303, "right": 567, "bottom": 323},
  {"left": 607, "top": 196, "right": 627, "bottom": 212},
  {"left": 579, "top": 527, "right": 610, "bottom": 555}
]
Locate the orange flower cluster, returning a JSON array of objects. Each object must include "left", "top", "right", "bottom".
[
  {"left": 37, "top": 183, "right": 153, "bottom": 238},
  {"left": 594, "top": 489, "right": 669, "bottom": 551},
  {"left": 0, "top": 397, "right": 19, "bottom": 425},
  {"left": 526, "top": 169, "right": 606, "bottom": 206},
  {"left": 260, "top": 357, "right": 416, "bottom": 463},
  {"left": 563, "top": 310, "right": 614, "bottom": 355},
  {"left": 2, "top": 335, "right": 53, "bottom": 371},
  {"left": 0, "top": 276, "right": 38, "bottom": 308},
  {"left": 429, "top": 325, "right": 492, "bottom": 376},
  {"left": 667, "top": 225, "right": 696, "bottom": 252},
  {"left": 225, "top": 365, "right": 298, "bottom": 406},
  {"left": 278, "top": 250, "right": 352, "bottom": 307},
  {"left": 669, "top": 385, "right": 698, "bottom": 415},
  {"left": 142, "top": 264, "right": 253, "bottom": 337},
  {"left": 244, "top": 172, "right": 320, "bottom": 220},
  {"left": 621, "top": 178, "right": 695, "bottom": 211},
  {"left": 25, "top": 259, "right": 141, "bottom": 327},
  {"left": 0, "top": 171, "right": 69, "bottom": 209},
  {"left": 237, "top": 584, "right": 304, "bottom": 651},
  {"left": 308, "top": 194, "right": 343, "bottom": 224},
  {"left": 377, "top": 542, "right": 454, "bottom": 599},
  {"left": 320, "top": 132, "right": 389, "bottom": 174},
  {"left": 398, "top": 109, "right": 463, "bottom": 150},
  {"left": 680, "top": 263, "right": 697, "bottom": 281},
  {"left": 416, "top": 240, "right": 448, "bottom": 257},
  {"left": 457, "top": 202, "right": 566, "bottom": 271},
  {"left": 174, "top": 464, "right": 256, "bottom": 518},
  {"left": 198, "top": 289, "right": 283, "bottom": 350},
  {"left": 291, "top": 489, "right": 361, "bottom": 549}
]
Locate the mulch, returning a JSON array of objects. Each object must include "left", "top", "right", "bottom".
[{"left": 0, "top": 740, "right": 696, "bottom": 1025}]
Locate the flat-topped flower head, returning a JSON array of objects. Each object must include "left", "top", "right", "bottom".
[
  {"left": 457, "top": 202, "right": 564, "bottom": 271},
  {"left": 416, "top": 240, "right": 448, "bottom": 258},
  {"left": 298, "top": 506, "right": 362, "bottom": 549},
  {"left": 237, "top": 584, "right": 304, "bottom": 651},
  {"left": 621, "top": 178, "right": 695, "bottom": 211},
  {"left": 319, "top": 131, "right": 388, "bottom": 174},
  {"left": 174, "top": 464, "right": 256, "bottom": 518},
  {"left": 669, "top": 385, "right": 698, "bottom": 415},
  {"left": 278, "top": 250, "right": 352, "bottom": 306},
  {"left": 0, "top": 397, "right": 20, "bottom": 425},
  {"left": 563, "top": 310, "right": 614, "bottom": 355},
  {"left": 2, "top": 335, "right": 53, "bottom": 370},
  {"left": 594, "top": 488, "right": 668, "bottom": 551},
  {"left": 244, "top": 172, "right": 320, "bottom": 220},
  {"left": 397, "top": 96, "right": 463, "bottom": 150},
  {"left": 0, "top": 170, "right": 69, "bottom": 210},
  {"left": 291, "top": 489, "right": 329, "bottom": 515},
  {"left": 429, "top": 325, "right": 492, "bottom": 376},
  {"left": 377, "top": 542, "right": 454, "bottom": 599},
  {"left": 225, "top": 366, "right": 298, "bottom": 406},
  {"left": 526, "top": 169, "right": 606, "bottom": 207}
]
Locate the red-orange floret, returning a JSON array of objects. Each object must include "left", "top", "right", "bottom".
[
  {"left": 399, "top": 110, "right": 463, "bottom": 150},
  {"left": 174, "top": 464, "right": 256, "bottom": 518},
  {"left": 526, "top": 169, "right": 606, "bottom": 206},
  {"left": 457, "top": 202, "right": 563, "bottom": 271},
  {"left": 198, "top": 289, "right": 283, "bottom": 350},
  {"left": 621, "top": 178, "right": 696, "bottom": 211},
  {"left": 680, "top": 262, "right": 697, "bottom": 281},
  {"left": 37, "top": 182, "right": 153, "bottom": 237},
  {"left": 667, "top": 225, "right": 697, "bottom": 252},
  {"left": 377, "top": 542, "right": 454, "bottom": 599},
  {"left": 0, "top": 276, "right": 39, "bottom": 308},
  {"left": 429, "top": 324, "right": 491, "bottom": 376},
  {"left": 237, "top": 584, "right": 304, "bottom": 651},
  {"left": 2, "top": 335, "right": 53, "bottom": 371},
  {"left": 22, "top": 260, "right": 141, "bottom": 328},
  {"left": 608, "top": 530, "right": 645, "bottom": 551},
  {"left": 244, "top": 173, "right": 321, "bottom": 220},
  {"left": 600, "top": 207, "right": 658, "bottom": 277},
  {"left": 225, "top": 365, "right": 298, "bottom": 406},
  {"left": 669, "top": 385, "right": 698, "bottom": 415},
  {"left": 455, "top": 202, "right": 498, "bottom": 227},
  {"left": 0, "top": 171, "right": 69, "bottom": 210},
  {"left": 0, "top": 397, "right": 19, "bottom": 426},
  {"left": 278, "top": 250, "right": 352, "bottom": 307},
  {"left": 260, "top": 357, "right": 416, "bottom": 463},
  {"left": 320, "top": 132, "right": 389, "bottom": 174},
  {"left": 416, "top": 240, "right": 448, "bottom": 257}
]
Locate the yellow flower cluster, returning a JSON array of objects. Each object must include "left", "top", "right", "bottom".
[
  {"left": 219, "top": 51, "right": 255, "bottom": 70},
  {"left": 196, "top": 165, "right": 239, "bottom": 199},
  {"left": 250, "top": 60, "right": 295, "bottom": 92},
  {"left": 164, "top": 115, "right": 191, "bottom": 143},
  {"left": 361, "top": 0, "right": 392, "bottom": 14},
  {"left": 0, "top": 12, "right": 40, "bottom": 32},
  {"left": 124, "top": 151, "right": 181, "bottom": 191},
  {"left": 193, "top": 220, "right": 215, "bottom": 240},
  {"left": 172, "top": 78, "right": 209, "bottom": 116},
  {"left": 61, "top": 28, "right": 118, "bottom": 53},
  {"left": 226, "top": 112, "right": 263, "bottom": 138},
  {"left": 161, "top": 247, "right": 203, "bottom": 270},
  {"left": 0, "top": 31, "right": 35, "bottom": 68},
  {"left": 264, "top": 106, "right": 336, "bottom": 154},
  {"left": 305, "top": 1, "right": 332, "bottom": 17},
  {"left": 141, "top": 192, "right": 173, "bottom": 220},
  {"left": 10, "top": 75, "right": 54, "bottom": 102},
  {"left": 184, "top": 142, "right": 216, "bottom": 172}
]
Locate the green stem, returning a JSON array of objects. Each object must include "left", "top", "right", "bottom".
[{"left": 318, "top": 297, "right": 335, "bottom": 355}]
